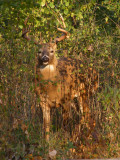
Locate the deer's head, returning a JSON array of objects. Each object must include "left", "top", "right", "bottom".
[
  {"left": 37, "top": 43, "right": 57, "bottom": 66},
  {"left": 22, "top": 19, "right": 68, "bottom": 67}
]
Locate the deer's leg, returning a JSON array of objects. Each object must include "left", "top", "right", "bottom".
[
  {"left": 80, "top": 94, "right": 95, "bottom": 137},
  {"left": 82, "top": 95, "right": 90, "bottom": 121},
  {"left": 42, "top": 104, "right": 50, "bottom": 142}
]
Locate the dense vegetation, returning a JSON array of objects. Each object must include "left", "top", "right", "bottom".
[{"left": 0, "top": 0, "right": 120, "bottom": 159}]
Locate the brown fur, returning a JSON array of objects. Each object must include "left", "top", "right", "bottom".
[{"left": 35, "top": 43, "right": 98, "bottom": 141}]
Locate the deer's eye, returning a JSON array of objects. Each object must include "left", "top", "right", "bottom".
[
  {"left": 38, "top": 50, "right": 42, "bottom": 54},
  {"left": 50, "top": 50, "right": 54, "bottom": 53}
]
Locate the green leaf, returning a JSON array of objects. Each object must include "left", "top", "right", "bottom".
[
  {"left": 18, "top": 25, "right": 23, "bottom": 29},
  {"left": 71, "top": 13, "right": 74, "bottom": 17},
  {"left": 47, "top": 0, "right": 50, "bottom": 3},
  {"left": 64, "top": 9, "right": 68, "bottom": 15},
  {"left": 41, "top": 8, "right": 44, "bottom": 12},
  {"left": 105, "top": 17, "right": 109, "bottom": 23},
  {"left": 49, "top": 2, "right": 54, "bottom": 8},
  {"left": 78, "top": 12, "right": 83, "bottom": 19},
  {"left": 45, "top": 9, "right": 50, "bottom": 14},
  {"left": 91, "top": 0, "right": 97, "bottom": 3},
  {"left": 41, "top": 0, "right": 46, "bottom": 7},
  {"left": 65, "top": 2, "right": 69, "bottom": 6}
]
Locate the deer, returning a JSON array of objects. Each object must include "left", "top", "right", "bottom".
[{"left": 22, "top": 19, "right": 98, "bottom": 143}]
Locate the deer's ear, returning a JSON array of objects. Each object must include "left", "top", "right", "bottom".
[
  {"left": 52, "top": 43, "right": 57, "bottom": 50},
  {"left": 54, "top": 39, "right": 58, "bottom": 44}
]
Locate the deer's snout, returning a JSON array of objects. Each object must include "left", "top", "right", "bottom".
[{"left": 41, "top": 55, "right": 49, "bottom": 65}]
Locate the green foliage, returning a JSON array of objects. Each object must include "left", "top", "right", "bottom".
[{"left": 0, "top": 0, "right": 120, "bottom": 159}]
